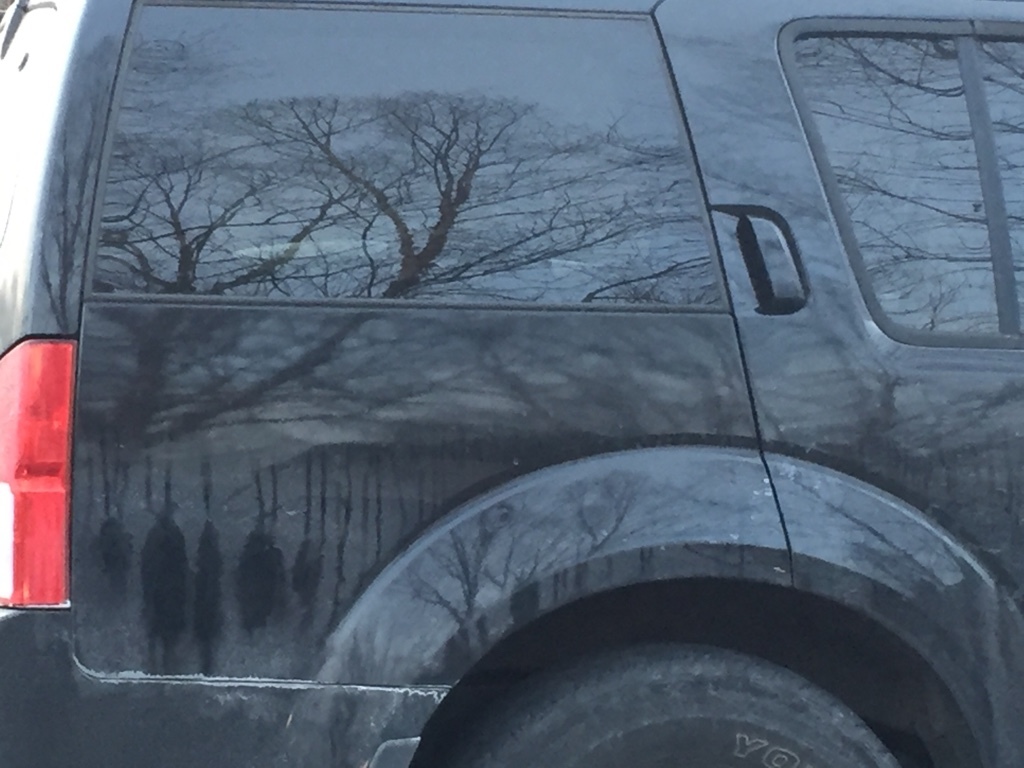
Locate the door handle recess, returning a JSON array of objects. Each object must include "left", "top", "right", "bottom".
[{"left": 712, "top": 205, "right": 808, "bottom": 316}]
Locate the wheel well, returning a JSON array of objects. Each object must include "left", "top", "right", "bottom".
[{"left": 409, "top": 578, "right": 981, "bottom": 768}]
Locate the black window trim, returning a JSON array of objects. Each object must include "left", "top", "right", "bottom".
[
  {"left": 779, "top": 17, "right": 1024, "bottom": 350},
  {"left": 957, "top": 35, "right": 1021, "bottom": 335}
]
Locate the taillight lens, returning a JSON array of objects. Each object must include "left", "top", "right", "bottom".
[{"left": 0, "top": 339, "right": 75, "bottom": 607}]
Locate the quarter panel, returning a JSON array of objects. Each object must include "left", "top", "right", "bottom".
[{"left": 71, "top": 300, "right": 759, "bottom": 682}]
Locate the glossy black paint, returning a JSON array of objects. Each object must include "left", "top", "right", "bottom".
[
  {"left": 659, "top": 0, "right": 1024, "bottom": 765},
  {"left": 0, "top": 610, "right": 441, "bottom": 768},
  {"left": 72, "top": 0, "right": 767, "bottom": 688},
  {"left": 71, "top": 301, "right": 760, "bottom": 679},
  {"left": 7, "top": 0, "right": 1024, "bottom": 765},
  {"left": 0, "top": 0, "right": 129, "bottom": 351},
  {"left": 316, "top": 447, "right": 788, "bottom": 685},
  {"left": 767, "top": 456, "right": 1024, "bottom": 768}
]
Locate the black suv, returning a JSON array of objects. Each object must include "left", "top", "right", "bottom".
[{"left": 1, "top": 1, "right": 1022, "bottom": 766}]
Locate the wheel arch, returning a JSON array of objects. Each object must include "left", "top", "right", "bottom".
[
  {"left": 315, "top": 448, "right": 1016, "bottom": 768},
  {"left": 311, "top": 446, "right": 790, "bottom": 686},
  {"left": 407, "top": 454, "right": 1018, "bottom": 768},
  {"left": 409, "top": 577, "right": 981, "bottom": 768}
]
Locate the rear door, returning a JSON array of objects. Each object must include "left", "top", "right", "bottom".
[
  {"left": 658, "top": 1, "right": 1024, "bottom": 764},
  {"left": 71, "top": 2, "right": 774, "bottom": 682}
]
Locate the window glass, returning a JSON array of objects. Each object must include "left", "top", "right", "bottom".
[
  {"left": 794, "top": 36, "right": 999, "bottom": 335},
  {"left": 96, "top": 7, "right": 720, "bottom": 307}
]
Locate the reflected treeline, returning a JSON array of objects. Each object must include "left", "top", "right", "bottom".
[
  {"left": 406, "top": 472, "right": 645, "bottom": 673},
  {"left": 96, "top": 36, "right": 718, "bottom": 306},
  {"left": 74, "top": 222, "right": 752, "bottom": 681},
  {"left": 835, "top": 396, "right": 1024, "bottom": 581},
  {"left": 313, "top": 452, "right": 786, "bottom": 685},
  {"left": 73, "top": 299, "right": 750, "bottom": 461},
  {"left": 92, "top": 435, "right": 133, "bottom": 594},
  {"left": 194, "top": 459, "right": 222, "bottom": 674},
  {"left": 752, "top": 332, "right": 1024, "bottom": 600},
  {"left": 77, "top": 434, "right": 767, "bottom": 679},
  {"left": 139, "top": 461, "right": 188, "bottom": 673},
  {"left": 794, "top": 35, "right": 1024, "bottom": 336},
  {"left": 71, "top": 297, "right": 753, "bottom": 678},
  {"left": 825, "top": 430, "right": 1024, "bottom": 608},
  {"left": 78, "top": 438, "right": 503, "bottom": 676}
]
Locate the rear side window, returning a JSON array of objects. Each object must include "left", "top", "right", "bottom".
[
  {"left": 95, "top": 6, "right": 721, "bottom": 308},
  {"left": 791, "top": 33, "right": 1024, "bottom": 341}
]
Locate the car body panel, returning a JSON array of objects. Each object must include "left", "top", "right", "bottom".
[
  {"left": 1, "top": 0, "right": 1023, "bottom": 765},
  {"left": 659, "top": 1, "right": 1024, "bottom": 765},
  {"left": 0, "top": 0, "right": 121, "bottom": 350},
  {"left": 71, "top": 301, "right": 763, "bottom": 680},
  {"left": 767, "top": 455, "right": 1024, "bottom": 768},
  {"left": 312, "top": 446, "right": 789, "bottom": 686},
  {"left": 0, "top": 610, "right": 438, "bottom": 768}
]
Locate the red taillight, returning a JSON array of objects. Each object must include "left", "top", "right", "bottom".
[{"left": 0, "top": 339, "right": 75, "bottom": 607}]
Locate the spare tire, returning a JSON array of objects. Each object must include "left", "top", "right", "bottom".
[{"left": 443, "top": 645, "right": 902, "bottom": 768}]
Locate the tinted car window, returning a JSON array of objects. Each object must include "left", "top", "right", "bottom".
[
  {"left": 793, "top": 35, "right": 1002, "bottom": 337},
  {"left": 96, "top": 6, "right": 720, "bottom": 307}
]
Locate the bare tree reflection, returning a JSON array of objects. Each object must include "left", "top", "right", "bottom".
[
  {"left": 72, "top": 300, "right": 751, "bottom": 678},
  {"left": 94, "top": 433, "right": 133, "bottom": 594},
  {"left": 237, "top": 467, "right": 288, "bottom": 633},
  {"left": 308, "top": 455, "right": 782, "bottom": 685},
  {"left": 291, "top": 451, "right": 326, "bottom": 629},
  {"left": 74, "top": 18, "right": 757, "bottom": 685},
  {"left": 411, "top": 473, "right": 640, "bottom": 670},
  {"left": 140, "top": 462, "right": 188, "bottom": 673},
  {"left": 193, "top": 458, "right": 223, "bottom": 674},
  {"left": 99, "top": 82, "right": 716, "bottom": 305},
  {"left": 795, "top": 36, "right": 998, "bottom": 334}
]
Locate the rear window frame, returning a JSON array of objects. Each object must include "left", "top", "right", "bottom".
[
  {"left": 84, "top": 0, "right": 730, "bottom": 316},
  {"left": 779, "top": 17, "right": 1024, "bottom": 350}
]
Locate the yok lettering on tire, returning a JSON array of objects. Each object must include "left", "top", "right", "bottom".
[{"left": 735, "top": 733, "right": 808, "bottom": 768}]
